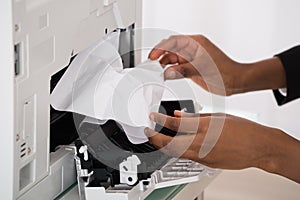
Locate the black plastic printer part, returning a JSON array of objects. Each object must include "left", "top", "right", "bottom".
[
  {"left": 50, "top": 59, "right": 81, "bottom": 152},
  {"left": 75, "top": 100, "right": 195, "bottom": 188},
  {"left": 155, "top": 100, "right": 195, "bottom": 137}
]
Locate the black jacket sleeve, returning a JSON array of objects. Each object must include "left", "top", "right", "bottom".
[{"left": 273, "top": 45, "right": 300, "bottom": 105}]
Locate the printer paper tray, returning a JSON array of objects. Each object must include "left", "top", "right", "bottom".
[
  {"left": 150, "top": 158, "right": 215, "bottom": 189},
  {"left": 75, "top": 154, "right": 218, "bottom": 200}
]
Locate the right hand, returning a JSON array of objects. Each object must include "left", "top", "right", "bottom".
[
  {"left": 145, "top": 111, "right": 300, "bottom": 183},
  {"left": 148, "top": 35, "right": 248, "bottom": 96}
]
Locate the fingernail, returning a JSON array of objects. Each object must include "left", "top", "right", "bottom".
[
  {"left": 165, "top": 70, "right": 176, "bottom": 79},
  {"left": 174, "top": 110, "right": 180, "bottom": 115},
  {"left": 144, "top": 127, "right": 152, "bottom": 137},
  {"left": 149, "top": 114, "right": 155, "bottom": 121}
]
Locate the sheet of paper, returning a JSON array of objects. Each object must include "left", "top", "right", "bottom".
[{"left": 51, "top": 32, "right": 165, "bottom": 144}]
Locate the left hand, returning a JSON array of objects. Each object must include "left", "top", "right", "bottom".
[
  {"left": 148, "top": 35, "right": 286, "bottom": 95},
  {"left": 149, "top": 35, "right": 242, "bottom": 96}
]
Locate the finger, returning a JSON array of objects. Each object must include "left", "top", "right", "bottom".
[
  {"left": 159, "top": 53, "right": 180, "bottom": 66},
  {"left": 144, "top": 127, "right": 172, "bottom": 148},
  {"left": 151, "top": 45, "right": 193, "bottom": 64},
  {"left": 149, "top": 35, "right": 192, "bottom": 60},
  {"left": 199, "top": 113, "right": 227, "bottom": 118},
  {"left": 164, "top": 63, "right": 199, "bottom": 80},
  {"left": 174, "top": 110, "right": 201, "bottom": 118},
  {"left": 145, "top": 128, "right": 203, "bottom": 159},
  {"left": 150, "top": 112, "right": 199, "bottom": 133},
  {"left": 148, "top": 38, "right": 177, "bottom": 60},
  {"left": 174, "top": 111, "right": 226, "bottom": 118},
  {"left": 176, "top": 47, "right": 195, "bottom": 63},
  {"left": 149, "top": 48, "right": 167, "bottom": 60}
]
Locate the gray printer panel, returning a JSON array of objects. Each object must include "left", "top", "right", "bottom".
[{"left": 11, "top": 0, "right": 140, "bottom": 199}]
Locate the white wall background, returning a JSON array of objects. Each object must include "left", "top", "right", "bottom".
[
  {"left": 142, "top": 0, "right": 300, "bottom": 140},
  {"left": 142, "top": 1, "right": 300, "bottom": 199}
]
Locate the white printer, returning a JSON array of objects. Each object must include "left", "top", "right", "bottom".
[{"left": 0, "top": 1, "right": 218, "bottom": 199}]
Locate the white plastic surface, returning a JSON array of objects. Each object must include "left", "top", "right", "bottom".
[
  {"left": 119, "top": 155, "right": 141, "bottom": 185},
  {"left": 151, "top": 158, "right": 216, "bottom": 189},
  {"left": 18, "top": 148, "right": 76, "bottom": 200},
  {"left": 76, "top": 155, "right": 219, "bottom": 200},
  {"left": 8, "top": 0, "right": 138, "bottom": 199},
  {"left": 0, "top": 1, "right": 14, "bottom": 199}
]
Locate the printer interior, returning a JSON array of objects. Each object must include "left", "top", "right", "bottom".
[
  {"left": 49, "top": 26, "right": 135, "bottom": 152},
  {"left": 50, "top": 65, "right": 81, "bottom": 152},
  {"left": 74, "top": 100, "right": 195, "bottom": 187},
  {"left": 50, "top": 61, "right": 196, "bottom": 187}
]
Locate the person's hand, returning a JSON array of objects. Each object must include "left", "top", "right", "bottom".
[
  {"left": 148, "top": 35, "right": 245, "bottom": 96},
  {"left": 145, "top": 111, "right": 300, "bottom": 183},
  {"left": 149, "top": 35, "right": 286, "bottom": 95},
  {"left": 145, "top": 111, "right": 275, "bottom": 169}
]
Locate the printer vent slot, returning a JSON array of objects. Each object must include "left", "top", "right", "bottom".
[
  {"left": 20, "top": 142, "right": 27, "bottom": 158},
  {"left": 14, "top": 43, "right": 21, "bottom": 76},
  {"left": 21, "top": 142, "right": 26, "bottom": 148}
]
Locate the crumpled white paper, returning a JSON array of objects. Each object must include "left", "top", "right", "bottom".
[{"left": 50, "top": 32, "right": 165, "bottom": 144}]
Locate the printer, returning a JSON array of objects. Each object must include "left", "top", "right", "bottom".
[{"left": 1, "top": 0, "right": 218, "bottom": 199}]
